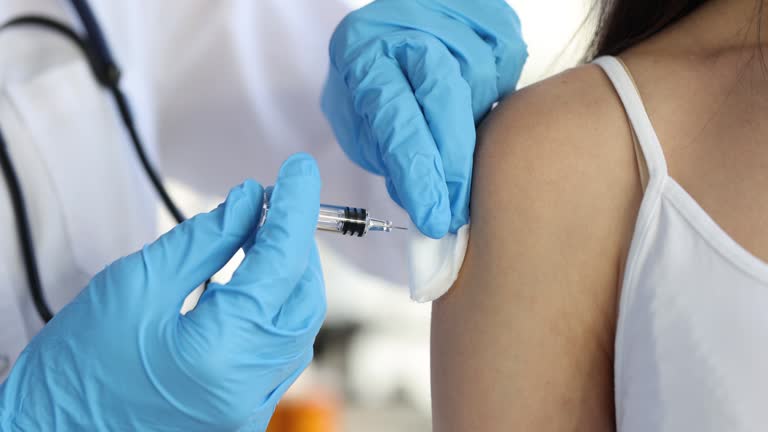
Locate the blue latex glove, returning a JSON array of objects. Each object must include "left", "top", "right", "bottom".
[
  {"left": 322, "top": 0, "right": 528, "bottom": 238},
  {"left": 0, "top": 154, "right": 324, "bottom": 432}
]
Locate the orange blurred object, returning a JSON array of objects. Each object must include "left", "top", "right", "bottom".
[{"left": 266, "top": 391, "right": 341, "bottom": 432}]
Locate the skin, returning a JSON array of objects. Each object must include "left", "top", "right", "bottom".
[{"left": 431, "top": 0, "right": 768, "bottom": 430}]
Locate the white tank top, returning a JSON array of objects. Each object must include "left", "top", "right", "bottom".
[{"left": 593, "top": 56, "right": 768, "bottom": 431}]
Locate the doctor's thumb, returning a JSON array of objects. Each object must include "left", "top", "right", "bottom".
[
  {"left": 195, "top": 154, "right": 322, "bottom": 320},
  {"left": 138, "top": 179, "right": 264, "bottom": 303}
]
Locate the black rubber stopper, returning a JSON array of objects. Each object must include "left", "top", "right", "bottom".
[{"left": 342, "top": 207, "right": 368, "bottom": 237}]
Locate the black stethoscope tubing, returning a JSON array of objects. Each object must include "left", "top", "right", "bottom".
[{"left": 0, "top": 0, "right": 188, "bottom": 323}]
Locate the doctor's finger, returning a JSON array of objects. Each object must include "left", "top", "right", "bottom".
[
  {"left": 139, "top": 180, "right": 263, "bottom": 305},
  {"left": 429, "top": 0, "right": 529, "bottom": 104},
  {"left": 352, "top": 57, "right": 451, "bottom": 238},
  {"left": 398, "top": 38, "right": 475, "bottom": 231},
  {"left": 269, "top": 244, "right": 326, "bottom": 335},
  {"left": 321, "top": 65, "right": 385, "bottom": 176},
  {"left": 200, "top": 154, "right": 321, "bottom": 323},
  {"left": 184, "top": 243, "right": 325, "bottom": 361},
  {"left": 483, "top": 5, "right": 528, "bottom": 98}
]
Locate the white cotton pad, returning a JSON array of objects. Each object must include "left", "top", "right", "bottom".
[{"left": 407, "top": 222, "right": 471, "bottom": 303}]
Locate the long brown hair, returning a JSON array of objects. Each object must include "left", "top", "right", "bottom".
[{"left": 586, "top": 0, "right": 709, "bottom": 59}]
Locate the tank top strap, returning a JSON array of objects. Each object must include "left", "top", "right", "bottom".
[{"left": 592, "top": 56, "right": 668, "bottom": 185}]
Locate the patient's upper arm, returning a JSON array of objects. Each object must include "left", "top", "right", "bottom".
[{"left": 431, "top": 65, "right": 642, "bottom": 431}]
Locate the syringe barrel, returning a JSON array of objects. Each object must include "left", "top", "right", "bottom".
[
  {"left": 260, "top": 187, "right": 369, "bottom": 236},
  {"left": 317, "top": 205, "right": 347, "bottom": 233},
  {"left": 318, "top": 205, "right": 368, "bottom": 236}
]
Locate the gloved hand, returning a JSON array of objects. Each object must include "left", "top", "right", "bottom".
[
  {"left": 0, "top": 154, "right": 324, "bottom": 432},
  {"left": 322, "top": 0, "right": 528, "bottom": 239}
]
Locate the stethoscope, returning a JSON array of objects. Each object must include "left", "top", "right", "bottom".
[{"left": 0, "top": 0, "right": 187, "bottom": 323}]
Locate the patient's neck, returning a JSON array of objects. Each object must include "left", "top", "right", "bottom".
[{"left": 670, "top": 0, "right": 768, "bottom": 54}]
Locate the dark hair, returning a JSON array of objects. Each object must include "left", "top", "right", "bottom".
[{"left": 586, "top": 0, "right": 709, "bottom": 60}]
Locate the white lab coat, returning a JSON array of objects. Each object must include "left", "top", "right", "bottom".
[{"left": 0, "top": 0, "right": 412, "bottom": 382}]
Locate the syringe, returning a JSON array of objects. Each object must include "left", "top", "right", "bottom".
[{"left": 259, "top": 186, "right": 407, "bottom": 237}]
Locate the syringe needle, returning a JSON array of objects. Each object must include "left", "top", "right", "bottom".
[{"left": 392, "top": 226, "right": 408, "bottom": 231}]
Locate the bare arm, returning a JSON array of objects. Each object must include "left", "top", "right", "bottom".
[{"left": 431, "top": 65, "right": 643, "bottom": 431}]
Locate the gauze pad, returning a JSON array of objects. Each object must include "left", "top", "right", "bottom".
[{"left": 408, "top": 222, "right": 471, "bottom": 302}]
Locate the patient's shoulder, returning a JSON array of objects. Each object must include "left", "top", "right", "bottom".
[
  {"left": 468, "top": 63, "right": 647, "bottom": 293},
  {"left": 480, "top": 64, "right": 632, "bottom": 174},
  {"left": 474, "top": 64, "right": 641, "bottom": 238},
  {"left": 431, "top": 65, "right": 645, "bottom": 430}
]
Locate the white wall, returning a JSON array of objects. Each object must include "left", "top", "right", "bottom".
[{"left": 507, "top": 0, "right": 593, "bottom": 86}]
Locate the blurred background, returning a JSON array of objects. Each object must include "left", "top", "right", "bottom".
[{"left": 153, "top": 1, "right": 593, "bottom": 430}]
